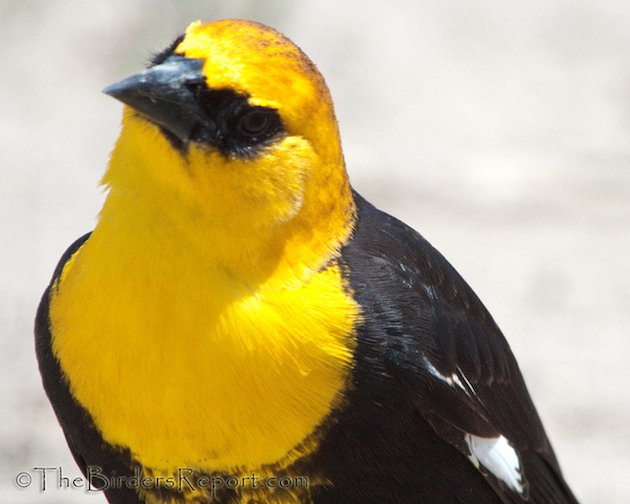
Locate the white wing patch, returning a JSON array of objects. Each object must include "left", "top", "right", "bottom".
[
  {"left": 465, "top": 433, "right": 525, "bottom": 494},
  {"left": 422, "top": 356, "right": 476, "bottom": 398},
  {"left": 422, "top": 355, "right": 525, "bottom": 494}
]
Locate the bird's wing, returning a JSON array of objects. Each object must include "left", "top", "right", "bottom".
[{"left": 346, "top": 194, "right": 578, "bottom": 503}]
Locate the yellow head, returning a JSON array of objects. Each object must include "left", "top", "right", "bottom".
[
  {"left": 52, "top": 21, "right": 361, "bottom": 477},
  {"left": 102, "top": 19, "right": 354, "bottom": 283}
]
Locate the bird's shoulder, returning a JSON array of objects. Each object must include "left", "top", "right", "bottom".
[
  {"left": 342, "top": 192, "right": 508, "bottom": 383},
  {"left": 48, "top": 233, "right": 92, "bottom": 287},
  {"left": 339, "top": 192, "right": 577, "bottom": 503}
]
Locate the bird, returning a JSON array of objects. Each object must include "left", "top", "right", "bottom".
[{"left": 35, "top": 19, "right": 578, "bottom": 504}]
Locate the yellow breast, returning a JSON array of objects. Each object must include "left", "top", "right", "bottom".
[{"left": 49, "top": 220, "right": 359, "bottom": 477}]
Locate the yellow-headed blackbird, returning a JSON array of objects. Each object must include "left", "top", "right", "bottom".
[{"left": 36, "top": 19, "right": 578, "bottom": 503}]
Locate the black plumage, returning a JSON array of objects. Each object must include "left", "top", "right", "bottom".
[
  {"left": 300, "top": 193, "right": 577, "bottom": 503},
  {"left": 35, "top": 193, "right": 578, "bottom": 503}
]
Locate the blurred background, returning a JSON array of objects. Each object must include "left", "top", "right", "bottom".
[{"left": 1, "top": 1, "right": 629, "bottom": 502}]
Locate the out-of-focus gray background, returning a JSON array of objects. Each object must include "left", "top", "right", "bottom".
[{"left": 2, "top": 1, "right": 628, "bottom": 502}]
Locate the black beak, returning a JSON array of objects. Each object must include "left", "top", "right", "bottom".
[{"left": 103, "top": 56, "right": 214, "bottom": 144}]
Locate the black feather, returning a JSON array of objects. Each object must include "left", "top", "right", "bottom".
[
  {"left": 148, "top": 34, "right": 185, "bottom": 67},
  {"left": 35, "top": 193, "right": 578, "bottom": 503}
]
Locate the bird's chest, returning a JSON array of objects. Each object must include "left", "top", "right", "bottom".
[{"left": 49, "top": 245, "right": 359, "bottom": 483}]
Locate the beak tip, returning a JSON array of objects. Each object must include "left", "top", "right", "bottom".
[{"left": 102, "top": 81, "right": 124, "bottom": 99}]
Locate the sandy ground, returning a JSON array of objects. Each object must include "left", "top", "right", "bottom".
[{"left": 1, "top": 1, "right": 629, "bottom": 502}]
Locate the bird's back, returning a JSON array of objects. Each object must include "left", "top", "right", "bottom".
[{"left": 308, "top": 192, "right": 578, "bottom": 503}]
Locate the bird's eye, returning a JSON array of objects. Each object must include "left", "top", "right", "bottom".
[
  {"left": 237, "top": 109, "right": 274, "bottom": 137},
  {"left": 224, "top": 104, "right": 284, "bottom": 156}
]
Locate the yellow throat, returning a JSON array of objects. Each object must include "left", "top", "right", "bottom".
[{"left": 49, "top": 19, "right": 360, "bottom": 477}]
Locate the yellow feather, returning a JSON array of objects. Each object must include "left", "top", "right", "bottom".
[{"left": 49, "top": 19, "right": 360, "bottom": 496}]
